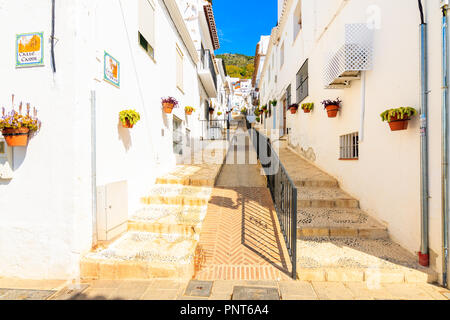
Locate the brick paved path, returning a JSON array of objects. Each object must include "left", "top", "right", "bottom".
[{"left": 193, "top": 127, "right": 293, "bottom": 281}]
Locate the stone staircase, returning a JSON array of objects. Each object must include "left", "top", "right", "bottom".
[
  {"left": 278, "top": 147, "right": 437, "bottom": 284},
  {"left": 80, "top": 147, "right": 228, "bottom": 281}
]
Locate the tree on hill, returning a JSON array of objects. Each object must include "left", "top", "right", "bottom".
[{"left": 217, "top": 53, "right": 255, "bottom": 79}]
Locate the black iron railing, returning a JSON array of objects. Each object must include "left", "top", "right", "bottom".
[
  {"left": 249, "top": 128, "right": 297, "bottom": 279},
  {"left": 200, "top": 119, "right": 230, "bottom": 141}
]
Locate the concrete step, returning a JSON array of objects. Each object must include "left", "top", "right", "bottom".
[
  {"left": 141, "top": 184, "right": 212, "bottom": 206},
  {"left": 156, "top": 164, "right": 224, "bottom": 187},
  {"left": 129, "top": 204, "right": 207, "bottom": 237},
  {"left": 296, "top": 237, "right": 437, "bottom": 284},
  {"left": 298, "top": 208, "right": 388, "bottom": 239},
  {"left": 294, "top": 179, "right": 339, "bottom": 188},
  {"left": 298, "top": 187, "right": 359, "bottom": 208},
  {"left": 80, "top": 232, "right": 197, "bottom": 280},
  {"left": 278, "top": 149, "right": 339, "bottom": 187}
]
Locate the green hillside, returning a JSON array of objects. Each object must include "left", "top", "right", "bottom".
[{"left": 216, "top": 53, "right": 255, "bottom": 79}]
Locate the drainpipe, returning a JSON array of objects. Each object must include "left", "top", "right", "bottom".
[
  {"left": 50, "top": 0, "right": 56, "bottom": 73},
  {"left": 359, "top": 71, "right": 366, "bottom": 142},
  {"left": 441, "top": 2, "right": 449, "bottom": 288},
  {"left": 91, "top": 91, "right": 97, "bottom": 247},
  {"left": 418, "top": 0, "right": 430, "bottom": 267}
]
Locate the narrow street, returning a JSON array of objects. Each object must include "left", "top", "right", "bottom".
[
  {"left": 2, "top": 0, "right": 450, "bottom": 305},
  {"left": 194, "top": 123, "right": 292, "bottom": 281}
]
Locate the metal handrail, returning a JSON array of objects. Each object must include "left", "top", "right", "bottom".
[{"left": 249, "top": 127, "right": 297, "bottom": 279}]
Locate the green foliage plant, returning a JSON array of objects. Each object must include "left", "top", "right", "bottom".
[
  {"left": 380, "top": 107, "right": 418, "bottom": 122},
  {"left": 119, "top": 109, "right": 141, "bottom": 126},
  {"left": 301, "top": 103, "right": 314, "bottom": 111}
]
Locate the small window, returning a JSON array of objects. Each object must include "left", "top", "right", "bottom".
[
  {"left": 293, "top": 1, "right": 302, "bottom": 41},
  {"left": 296, "top": 59, "right": 308, "bottom": 103},
  {"left": 173, "top": 116, "right": 183, "bottom": 155},
  {"left": 139, "top": 32, "right": 154, "bottom": 59},
  {"left": 0, "top": 139, "right": 6, "bottom": 160},
  {"left": 286, "top": 84, "right": 292, "bottom": 107},
  {"left": 340, "top": 132, "right": 359, "bottom": 160},
  {"left": 186, "top": 128, "right": 191, "bottom": 148},
  {"left": 176, "top": 45, "right": 184, "bottom": 92},
  {"left": 138, "top": 0, "right": 155, "bottom": 59}
]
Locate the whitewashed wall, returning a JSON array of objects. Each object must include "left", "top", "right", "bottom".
[
  {"left": 0, "top": 0, "right": 204, "bottom": 279},
  {"left": 260, "top": 0, "right": 447, "bottom": 281}
]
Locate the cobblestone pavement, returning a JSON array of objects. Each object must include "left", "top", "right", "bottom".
[
  {"left": 0, "top": 278, "right": 449, "bottom": 300},
  {"left": 193, "top": 128, "right": 293, "bottom": 281}
]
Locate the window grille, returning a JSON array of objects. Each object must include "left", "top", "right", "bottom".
[
  {"left": 340, "top": 132, "right": 359, "bottom": 160},
  {"left": 0, "top": 139, "right": 6, "bottom": 161},
  {"left": 296, "top": 59, "right": 308, "bottom": 103},
  {"left": 286, "top": 84, "right": 291, "bottom": 107},
  {"left": 186, "top": 129, "right": 191, "bottom": 147}
]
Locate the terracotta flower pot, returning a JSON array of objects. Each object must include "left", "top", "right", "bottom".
[
  {"left": 303, "top": 109, "right": 311, "bottom": 113},
  {"left": 185, "top": 110, "right": 193, "bottom": 115},
  {"left": 121, "top": 119, "right": 134, "bottom": 128},
  {"left": 163, "top": 102, "right": 175, "bottom": 114},
  {"left": 209, "top": 110, "right": 214, "bottom": 115},
  {"left": 2, "top": 127, "right": 30, "bottom": 147},
  {"left": 388, "top": 115, "right": 410, "bottom": 131},
  {"left": 326, "top": 105, "right": 339, "bottom": 118},
  {"left": 290, "top": 107, "right": 298, "bottom": 114}
]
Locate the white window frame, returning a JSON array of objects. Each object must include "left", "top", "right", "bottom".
[
  {"left": 176, "top": 44, "right": 184, "bottom": 93},
  {"left": 0, "top": 138, "right": 7, "bottom": 162},
  {"left": 293, "top": 1, "right": 303, "bottom": 42},
  {"left": 138, "top": 0, "right": 156, "bottom": 60},
  {"left": 339, "top": 132, "right": 359, "bottom": 160}
]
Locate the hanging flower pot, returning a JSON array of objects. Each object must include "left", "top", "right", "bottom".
[
  {"left": 161, "top": 97, "right": 179, "bottom": 114},
  {"left": 321, "top": 98, "right": 342, "bottom": 118},
  {"left": 119, "top": 109, "right": 140, "bottom": 129},
  {"left": 2, "top": 127, "right": 30, "bottom": 146},
  {"left": 0, "top": 98, "right": 41, "bottom": 147},
  {"left": 209, "top": 107, "right": 214, "bottom": 115},
  {"left": 325, "top": 105, "right": 339, "bottom": 118},
  {"left": 288, "top": 104, "right": 299, "bottom": 114},
  {"left": 380, "top": 107, "right": 417, "bottom": 131},
  {"left": 185, "top": 106, "right": 195, "bottom": 115},
  {"left": 301, "top": 103, "right": 314, "bottom": 114}
]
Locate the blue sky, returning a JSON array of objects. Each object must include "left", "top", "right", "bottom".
[{"left": 213, "top": 1, "right": 278, "bottom": 56}]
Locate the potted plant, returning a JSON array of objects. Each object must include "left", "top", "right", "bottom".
[
  {"left": 301, "top": 103, "right": 314, "bottom": 113},
  {"left": 209, "top": 107, "right": 215, "bottom": 115},
  {"left": 261, "top": 104, "right": 268, "bottom": 112},
  {"left": 185, "top": 106, "right": 195, "bottom": 115},
  {"left": 119, "top": 109, "right": 140, "bottom": 128},
  {"left": 161, "top": 97, "right": 179, "bottom": 114},
  {"left": 1, "top": 103, "right": 41, "bottom": 147},
  {"left": 380, "top": 107, "right": 418, "bottom": 131},
  {"left": 255, "top": 116, "right": 261, "bottom": 122},
  {"left": 271, "top": 100, "right": 277, "bottom": 107},
  {"left": 288, "top": 103, "right": 299, "bottom": 114},
  {"left": 217, "top": 111, "right": 222, "bottom": 116},
  {"left": 321, "top": 98, "right": 342, "bottom": 118},
  {"left": 241, "top": 107, "right": 248, "bottom": 115}
]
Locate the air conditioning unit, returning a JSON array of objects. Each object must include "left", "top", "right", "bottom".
[{"left": 324, "top": 24, "right": 374, "bottom": 89}]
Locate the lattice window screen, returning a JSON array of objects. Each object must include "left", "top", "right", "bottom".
[{"left": 324, "top": 24, "right": 374, "bottom": 88}]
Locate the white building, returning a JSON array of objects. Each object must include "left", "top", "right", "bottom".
[
  {"left": 0, "top": 0, "right": 220, "bottom": 279},
  {"left": 256, "top": 0, "right": 450, "bottom": 287}
]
